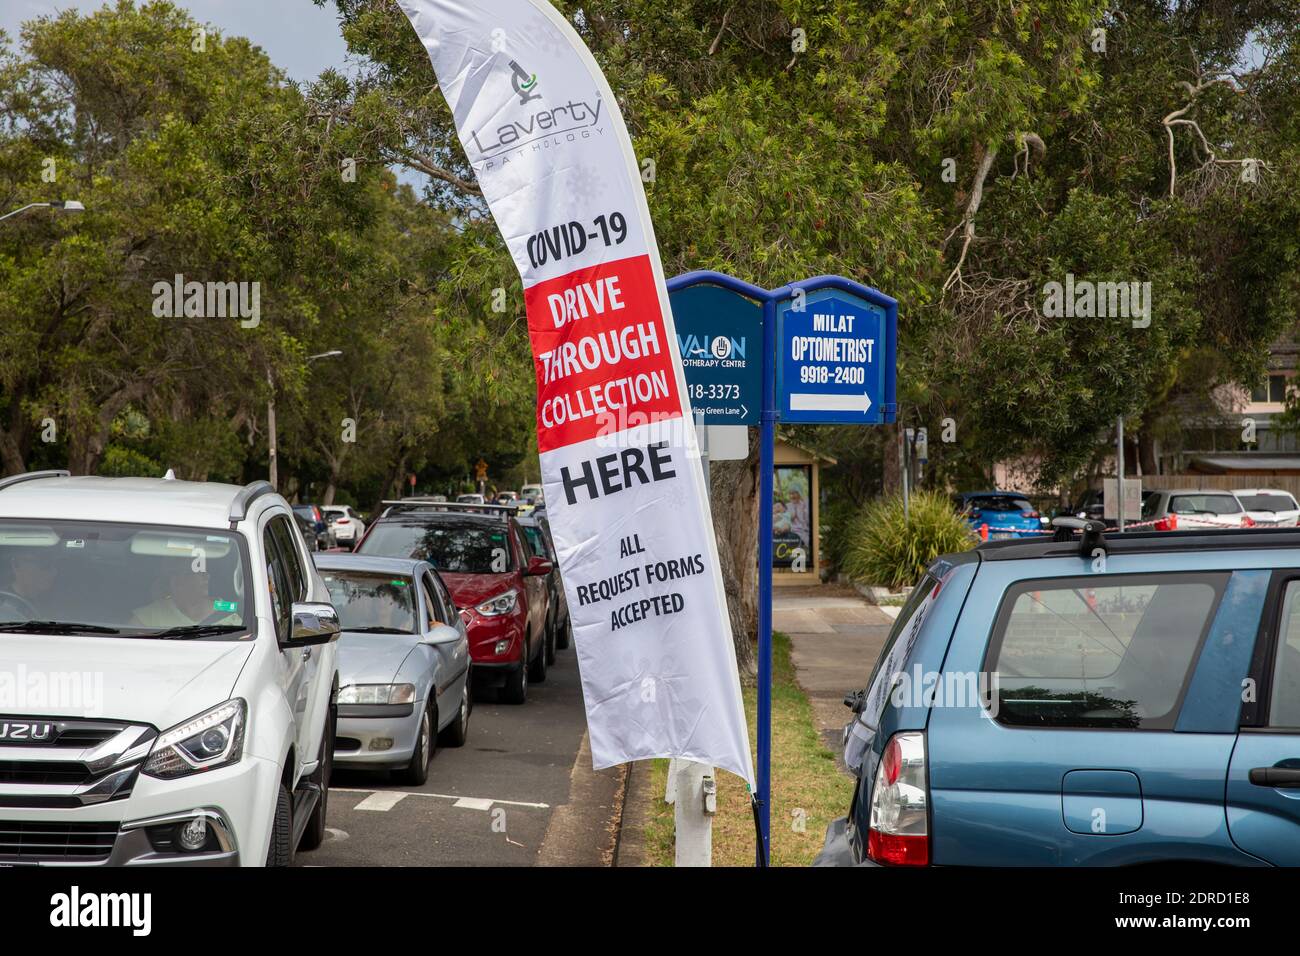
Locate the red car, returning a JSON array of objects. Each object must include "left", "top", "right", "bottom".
[{"left": 357, "top": 502, "right": 552, "bottom": 703}]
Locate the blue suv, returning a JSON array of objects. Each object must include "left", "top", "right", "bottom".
[{"left": 817, "top": 519, "right": 1300, "bottom": 866}]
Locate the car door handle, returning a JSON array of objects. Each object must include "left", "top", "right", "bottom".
[
  {"left": 1249, "top": 766, "right": 1300, "bottom": 788},
  {"left": 301, "top": 646, "right": 313, "bottom": 661}
]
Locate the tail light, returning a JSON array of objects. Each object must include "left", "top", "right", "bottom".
[
  {"left": 866, "top": 731, "right": 929, "bottom": 866},
  {"left": 1026, "top": 510, "right": 1040, "bottom": 519}
]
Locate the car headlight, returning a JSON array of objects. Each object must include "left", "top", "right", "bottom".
[
  {"left": 142, "top": 699, "right": 246, "bottom": 779},
  {"left": 337, "top": 683, "right": 416, "bottom": 705},
  {"left": 475, "top": 591, "right": 518, "bottom": 616}
]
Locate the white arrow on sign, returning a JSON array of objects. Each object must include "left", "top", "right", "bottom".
[{"left": 789, "top": 392, "right": 873, "bottom": 413}]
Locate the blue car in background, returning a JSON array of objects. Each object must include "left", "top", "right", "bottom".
[
  {"left": 953, "top": 490, "right": 1045, "bottom": 539},
  {"left": 817, "top": 519, "right": 1300, "bottom": 866}
]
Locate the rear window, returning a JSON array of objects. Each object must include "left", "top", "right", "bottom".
[
  {"left": 986, "top": 573, "right": 1227, "bottom": 729},
  {"left": 1169, "top": 494, "right": 1241, "bottom": 515},
  {"left": 1238, "top": 494, "right": 1297, "bottom": 512},
  {"left": 963, "top": 496, "right": 1033, "bottom": 513},
  {"left": 359, "top": 521, "right": 514, "bottom": 574}
]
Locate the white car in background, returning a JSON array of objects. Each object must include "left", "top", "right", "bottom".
[
  {"left": 1234, "top": 488, "right": 1300, "bottom": 527},
  {"left": 0, "top": 471, "right": 340, "bottom": 867},
  {"left": 322, "top": 505, "right": 367, "bottom": 550}
]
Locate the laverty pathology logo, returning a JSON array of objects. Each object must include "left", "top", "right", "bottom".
[
  {"left": 466, "top": 57, "right": 602, "bottom": 167},
  {"left": 510, "top": 59, "right": 540, "bottom": 104}
]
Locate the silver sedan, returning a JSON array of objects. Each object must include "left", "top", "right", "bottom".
[{"left": 313, "top": 554, "right": 471, "bottom": 785}]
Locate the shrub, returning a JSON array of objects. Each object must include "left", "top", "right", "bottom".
[
  {"left": 819, "top": 496, "right": 862, "bottom": 576},
  {"left": 842, "top": 490, "right": 976, "bottom": 589}
]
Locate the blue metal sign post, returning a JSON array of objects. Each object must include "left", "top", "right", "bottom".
[{"left": 667, "top": 271, "right": 896, "bottom": 868}]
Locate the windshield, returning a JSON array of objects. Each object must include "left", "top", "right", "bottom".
[
  {"left": 360, "top": 522, "right": 514, "bottom": 574},
  {"left": 1239, "top": 494, "right": 1296, "bottom": 512},
  {"left": 1170, "top": 494, "right": 1242, "bottom": 515},
  {"left": 320, "top": 570, "right": 417, "bottom": 634},
  {"left": 0, "top": 519, "right": 250, "bottom": 639}
]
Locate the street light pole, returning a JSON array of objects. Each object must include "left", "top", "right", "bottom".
[
  {"left": 0, "top": 200, "right": 85, "bottom": 223},
  {"left": 267, "top": 350, "right": 343, "bottom": 491},
  {"left": 267, "top": 367, "right": 279, "bottom": 492}
]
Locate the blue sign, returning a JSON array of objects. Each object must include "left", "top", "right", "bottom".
[
  {"left": 669, "top": 284, "right": 761, "bottom": 425},
  {"left": 776, "top": 286, "right": 896, "bottom": 425}
]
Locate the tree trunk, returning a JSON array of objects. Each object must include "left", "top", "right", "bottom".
[
  {"left": 1138, "top": 431, "right": 1158, "bottom": 476},
  {"left": 881, "top": 422, "right": 902, "bottom": 494},
  {"left": 0, "top": 429, "right": 26, "bottom": 476},
  {"left": 708, "top": 427, "right": 759, "bottom": 680}
]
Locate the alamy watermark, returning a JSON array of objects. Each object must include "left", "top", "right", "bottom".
[
  {"left": 1042, "top": 273, "right": 1151, "bottom": 328},
  {"left": 0, "top": 665, "right": 104, "bottom": 716},
  {"left": 152, "top": 274, "right": 260, "bottom": 328}
]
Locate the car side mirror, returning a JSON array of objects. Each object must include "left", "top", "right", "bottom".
[
  {"left": 424, "top": 624, "right": 462, "bottom": 646},
  {"left": 289, "top": 602, "right": 340, "bottom": 646},
  {"left": 527, "top": 555, "right": 554, "bottom": 576}
]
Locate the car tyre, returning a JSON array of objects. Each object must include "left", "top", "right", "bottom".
[
  {"left": 266, "top": 782, "right": 293, "bottom": 867},
  {"left": 556, "top": 616, "right": 571, "bottom": 650},
  {"left": 545, "top": 614, "right": 557, "bottom": 666},
  {"left": 438, "top": 679, "right": 471, "bottom": 747},
  {"left": 502, "top": 657, "right": 528, "bottom": 705},
  {"left": 527, "top": 630, "right": 547, "bottom": 684},
  {"left": 298, "top": 702, "right": 335, "bottom": 852},
  {"left": 396, "top": 702, "right": 434, "bottom": 786}
]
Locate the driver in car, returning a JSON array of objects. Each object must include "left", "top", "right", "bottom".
[
  {"left": 0, "top": 549, "right": 58, "bottom": 619},
  {"left": 131, "top": 566, "right": 240, "bottom": 629}
]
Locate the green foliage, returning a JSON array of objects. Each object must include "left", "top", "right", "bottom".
[
  {"left": 841, "top": 491, "right": 975, "bottom": 589},
  {"left": 0, "top": 1, "right": 538, "bottom": 505},
  {"left": 818, "top": 496, "right": 861, "bottom": 577}
]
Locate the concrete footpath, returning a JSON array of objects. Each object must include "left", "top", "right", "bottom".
[{"left": 774, "top": 585, "right": 896, "bottom": 763}]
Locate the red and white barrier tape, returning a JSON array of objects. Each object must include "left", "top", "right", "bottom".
[{"left": 976, "top": 513, "right": 1256, "bottom": 541}]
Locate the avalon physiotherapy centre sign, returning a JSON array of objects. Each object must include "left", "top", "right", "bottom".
[{"left": 397, "top": 0, "right": 754, "bottom": 784}]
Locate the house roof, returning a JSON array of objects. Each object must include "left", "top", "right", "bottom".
[{"left": 1188, "top": 454, "right": 1300, "bottom": 474}]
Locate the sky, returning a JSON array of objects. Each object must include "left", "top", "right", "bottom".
[{"left": 0, "top": 0, "right": 353, "bottom": 82}]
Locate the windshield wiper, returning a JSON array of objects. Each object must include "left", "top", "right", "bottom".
[
  {"left": 0, "top": 620, "right": 121, "bottom": 635},
  {"left": 146, "top": 624, "right": 246, "bottom": 640},
  {"left": 345, "top": 626, "right": 415, "bottom": 634}
]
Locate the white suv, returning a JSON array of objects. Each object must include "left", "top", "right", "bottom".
[{"left": 0, "top": 471, "right": 340, "bottom": 866}]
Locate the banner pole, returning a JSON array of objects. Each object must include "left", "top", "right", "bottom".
[{"left": 756, "top": 294, "right": 777, "bottom": 866}]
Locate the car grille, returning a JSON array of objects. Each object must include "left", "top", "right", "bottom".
[
  {"left": 0, "top": 717, "right": 155, "bottom": 809},
  {"left": 0, "top": 760, "right": 93, "bottom": 786},
  {"left": 0, "top": 820, "right": 118, "bottom": 862},
  {"left": 335, "top": 736, "right": 362, "bottom": 752}
]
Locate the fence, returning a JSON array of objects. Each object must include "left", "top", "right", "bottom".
[{"left": 1140, "top": 474, "right": 1300, "bottom": 496}]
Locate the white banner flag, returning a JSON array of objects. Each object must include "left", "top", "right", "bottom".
[{"left": 397, "top": 0, "right": 754, "bottom": 784}]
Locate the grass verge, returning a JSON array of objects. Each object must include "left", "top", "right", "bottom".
[{"left": 640, "top": 631, "right": 853, "bottom": 866}]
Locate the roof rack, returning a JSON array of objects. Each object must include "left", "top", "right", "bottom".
[
  {"left": 979, "top": 524, "right": 1300, "bottom": 561},
  {"left": 229, "top": 480, "right": 276, "bottom": 524},
  {"left": 1049, "top": 516, "right": 1107, "bottom": 559},
  {"left": 380, "top": 499, "right": 517, "bottom": 519},
  {"left": 0, "top": 469, "right": 70, "bottom": 492}
]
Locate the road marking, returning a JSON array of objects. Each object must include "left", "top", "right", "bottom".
[
  {"left": 353, "top": 791, "right": 409, "bottom": 812},
  {"left": 332, "top": 787, "right": 549, "bottom": 810},
  {"left": 789, "top": 392, "right": 872, "bottom": 413},
  {"left": 325, "top": 827, "right": 350, "bottom": 842}
]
